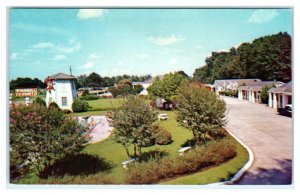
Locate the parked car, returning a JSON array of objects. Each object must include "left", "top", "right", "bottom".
[{"left": 277, "top": 104, "right": 292, "bottom": 117}]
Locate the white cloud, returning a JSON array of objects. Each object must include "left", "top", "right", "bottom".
[
  {"left": 58, "top": 40, "right": 81, "bottom": 54},
  {"left": 77, "top": 9, "right": 106, "bottom": 20},
  {"left": 170, "top": 58, "right": 178, "bottom": 65},
  {"left": 88, "top": 53, "right": 98, "bottom": 60},
  {"left": 10, "top": 52, "right": 18, "bottom": 60},
  {"left": 137, "top": 53, "right": 149, "bottom": 59},
  {"left": 82, "top": 61, "right": 95, "bottom": 69},
  {"left": 32, "top": 42, "right": 55, "bottom": 49},
  {"left": 149, "top": 35, "right": 185, "bottom": 46},
  {"left": 248, "top": 9, "right": 279, "bottom": 23},
  {"left": 53, "top": 55, "right": 66, "bottom": 61}
]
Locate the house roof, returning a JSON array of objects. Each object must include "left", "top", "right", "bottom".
[
  {"left": 48, "top": 73, "right": 76, "bottom": 80},
  {"left": 214, "top": 79, "right": 262, "bottom": 87},
  {"left": 269, "top": 82, "right": 292, "bottom": 93}
]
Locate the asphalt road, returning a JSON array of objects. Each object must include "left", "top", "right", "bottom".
[{"left": 222, "top": 96, "right": 292, "bottom": 185}]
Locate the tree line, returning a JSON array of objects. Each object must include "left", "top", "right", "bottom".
[
  {"left": 76, "top": 72, "right": 152, "bottom": 89},
  {"left": 193, "top": 32, "right": 292, "bottom": 83}
]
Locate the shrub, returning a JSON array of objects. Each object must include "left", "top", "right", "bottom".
[
  {"left": 62, "top": 109, "right": 72, "bottom": 114},
  {"left": 125, "top": 138, "right": 236, "bottom": 184},
  {"left": 48, "top": 102, "right": 60, "bottom": 110},
  {"left": 33, "top": 97, "right": 46, "bottom": 106},
  {"left": 72, "top": 99, "right": 89, "bottom": 113},
  {"left": 152, "top": 125, "right": 172, "bottom": 145},
  {"left": 9, "top": 104, "right": 90, "bottom": 179},
  {"left": 79, "top": 94, "right": 98, "bottom": 101},
  {"left": 219, "top": 91, "right": 238, "bottom": 97}
]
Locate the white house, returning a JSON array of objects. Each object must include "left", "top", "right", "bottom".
[
  {"left": 214, "top": 79, "right": 262, "bottom": 95},
  {"left": 268, "top": 81, "right": 292, "bottom": 109},
  {"left": 45, "top": 73, "right": 77, "bottom": 111},
  {"left": 132, "top": 75, "right": 164, "bottom": 96}
]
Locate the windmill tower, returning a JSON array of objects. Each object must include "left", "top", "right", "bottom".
[{"left": 45, "top": 73, "right": 77, "bottom": 111}]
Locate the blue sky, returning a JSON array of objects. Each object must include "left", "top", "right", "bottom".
[{"left": 9, "top": 8, "right": 292, "bottom": 80}]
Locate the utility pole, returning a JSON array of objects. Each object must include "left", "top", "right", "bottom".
[{"left": 70, "top": 66, "right": 73, "bottom": 76}]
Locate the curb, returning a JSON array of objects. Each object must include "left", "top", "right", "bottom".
[{"left": 206, "top": 128, "right": 255, "bottom": 186}]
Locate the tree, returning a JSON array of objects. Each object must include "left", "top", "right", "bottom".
[
  {"left": 9, "top": 104, "right": 90, "bottom": 176},
  {"left": 112, "top": 96, "right": 157, "bottom": 159},
  {"left": 148, "top": 72, "right": 188, "bottom": 102},
  {"left": 261, "top": 85, "right": 271, "bottom": 104},
  {"left": 193, "top": 32, "right": 292, "bottom": 83},
  {"left": 10, "top": 77, "right": 46, "bottom": 90},
  {"left": 175, "top": 82, "right": 227, "bottom": 145},
  {"left": 86, "top": 72, "right": 102, "bottom": 87}
]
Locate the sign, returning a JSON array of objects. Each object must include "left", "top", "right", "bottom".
[{"left": 15, "top": 88, "right": 38, "bottom": 97}]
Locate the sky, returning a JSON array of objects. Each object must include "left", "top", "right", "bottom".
[{"left": 9, "top": 8, "right": 292, "bottom": 80}]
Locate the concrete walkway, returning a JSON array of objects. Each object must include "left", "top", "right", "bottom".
[
  {"left": 78, "top": 116, "right": 113, "bottom": 143},
  {"left": 222, "top": 96, "right": 292, "bottom": 185}
]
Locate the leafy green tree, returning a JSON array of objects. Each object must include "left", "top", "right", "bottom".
[
  {"left": 148, "top": 72, "right": 188, "bottom": 102},
  {"left": 132, "top": 84, "right": 143, "bottom": 95},
  {"left": 260, "top": 85, "right": 271, "bottom": 104},
  {"left": 193, "top": 32, "right": 292, "bottom": 83},
  {"left": 86, "top": 72, "right": 102, "bottom": 87},
  {"left": 112, "top": 96, "right": 157, "bottom": 159},
  {"left": 175, "top": 82, "right": 227, "bottom": 145},
  {"left": 9, "top": 104, "right": 90, "bottom": 176},
  {"left": 33, "top": 97, "right": 46, "bottom": 106},
  {"left": 10, "top": 77, "right": 46, "bottom": 90}
]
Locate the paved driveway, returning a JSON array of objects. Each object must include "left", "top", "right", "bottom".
[{"left": 222, "top": 96, "right": 292, "bottom": 185}]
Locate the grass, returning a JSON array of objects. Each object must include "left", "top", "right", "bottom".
[
  {"left": 83, "top": 111, "right": 193, "bottom": 183},
  {"left": 86, "top": 98, "right": 124, "bottom": 111},
  {"left": 14, "top": 110, "right": 249, "bottom": 185},
  {"left": 84, "top": 111, "right": 249, "bottom": 184}
]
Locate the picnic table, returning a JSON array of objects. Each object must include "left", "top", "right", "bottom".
[{"left": 158, "top": 113, "right": 169, "bottom": 121}]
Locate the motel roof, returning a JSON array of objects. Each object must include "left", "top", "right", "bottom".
[
  {"left": 269, "top": 82, "right": 292, "bottom": 94},
  {"left": 48, "top": 73, "right": 76, "bottom": 80}
]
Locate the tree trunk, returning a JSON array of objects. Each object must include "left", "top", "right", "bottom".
[
  {"left": 133, "top": 144, "right": 137, "bottom": 159},
  {"left": 123, "top": 144, "right": 130, "bottom": 158}
]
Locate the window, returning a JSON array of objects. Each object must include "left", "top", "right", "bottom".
[{"left": 62, "top": 97, "right": 67, "bottom": 106}]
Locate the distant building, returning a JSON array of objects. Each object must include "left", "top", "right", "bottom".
[
  {"left": 268, "top": 81, "right": 292, "bottom": 109},
  {"left": 45, "top": 73, "right": 77, "bottom": 111},
  {"left": 132, "top": 75, "right": 164, "bottom": 96},
  {"left": 238, "top": 81, "right": 284, "bottom": 103},
  {"left": 214, "top": 79, "right": 262, "bottom": 95}
]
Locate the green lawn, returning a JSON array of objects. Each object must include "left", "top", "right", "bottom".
[
  {"left": 84, "top": 111, "right": 249, "bottom": 184},
  {"left": 15, "top": 110, "right": 249, "bottom": 184},
  {"left": 84, "top": 111, "right": 193, "bottom": 183},
  {"left": 86, "top": 98, "right": 125, "bottom": 111}
]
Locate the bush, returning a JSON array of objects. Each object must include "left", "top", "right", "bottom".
[
  {"left": 72, "top": 99, "right": 89, "bottom": 112},
  {"left": 48, "top": 102, "right": 60, "bottom": 110},
  {"left": 9, "top": 104, "right": 90, "bottom": 179},
  {"left": 152, "top": 125, "right": 172, "bottom": 145},
  {"left": 219, "top": 91, "right": 238, "bottom": 97},
  {"left": 125, "top": 138, "right": 236, "bottom": 184},
  {"left": 33, "top": 97, "right": 46, "bottom": 106},
  {"left": 79, "top": 94, "right": 98, "bottom": 101},
  {"left": 62, "top": 109, "right": 72, "bottom": 114}
]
